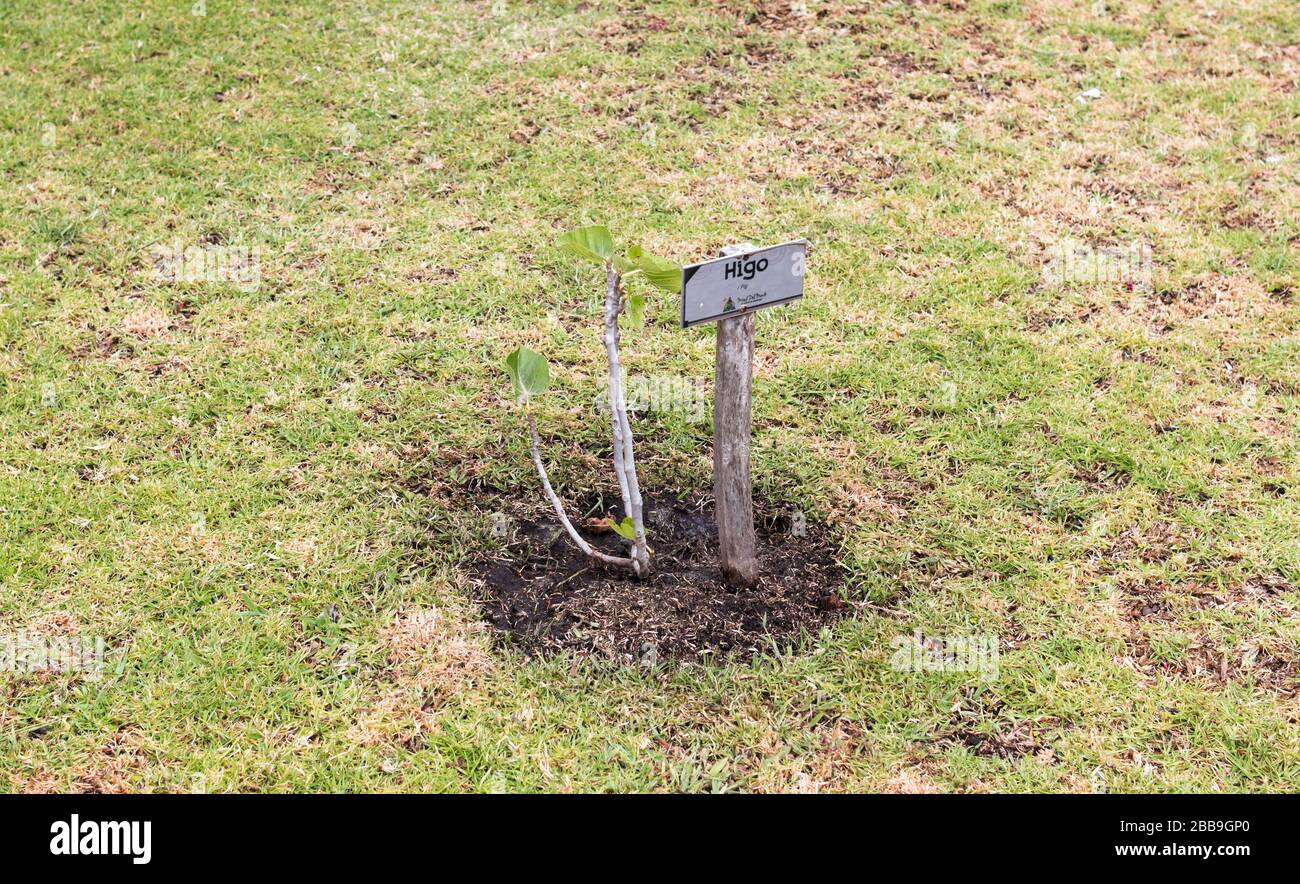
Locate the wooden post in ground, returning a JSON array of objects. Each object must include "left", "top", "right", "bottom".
[
  {"left": 685, "top": 240, "right": 805, "bottom": 587},
  {"left": 713, "top": 246, "right": 759, "bottom": 587}
]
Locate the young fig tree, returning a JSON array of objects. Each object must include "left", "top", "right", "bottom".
[{"left": 504, "top": 225, "right": 681, "bottom": 578}]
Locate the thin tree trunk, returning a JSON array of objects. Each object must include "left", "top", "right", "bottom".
[
  {"left": 602, "top": 263, "right": 651, "bottom": 575},
  {"left": 602, "top": 266, "right": 640, "bottom": 575}
]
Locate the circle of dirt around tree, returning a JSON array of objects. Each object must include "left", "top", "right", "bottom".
[{"left": 465, "top": 490, "right": 850, "bottom": 665}]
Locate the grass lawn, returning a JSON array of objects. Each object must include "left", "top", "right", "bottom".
[{"left": 1, "top": 0, "right": 1298, "bottom": 793}]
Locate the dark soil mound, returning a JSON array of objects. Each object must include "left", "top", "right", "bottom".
[{"left": 466, "top": 490, "right": 849, "bottom": 664}]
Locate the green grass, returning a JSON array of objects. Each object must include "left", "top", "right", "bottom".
[{"left": 1, "top": 0, "right": 1297, "bottom": 792}]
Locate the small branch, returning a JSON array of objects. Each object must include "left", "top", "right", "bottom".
[
  {"left": 527, "top": 411, "right": 637, "bottom": 571},
  {"left": 617, "top": 378, "right": 649, "bottom": 567}
]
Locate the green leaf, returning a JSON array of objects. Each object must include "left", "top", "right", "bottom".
[
  {"left": 626, "top": 293, "right": 647, "bottom": 326},
  {"left": 627, "top": 247, "right": 681, "bottom": 293},
  {"left": 557, "top": 225, "right": 614, "bottom": 263},
  {"left": 504, "top": 346, "right": 550, "bottom": 402},
  {"left": 610, "top": 516, "right": 636, "bottom": 540}
]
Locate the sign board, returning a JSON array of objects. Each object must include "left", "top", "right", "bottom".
[{"left": 680, "top": 239, "right": 807, "bottom": 328}]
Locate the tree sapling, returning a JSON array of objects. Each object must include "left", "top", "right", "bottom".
[{"left": 504, "top": 225, "right": 681, "bottom": 578}]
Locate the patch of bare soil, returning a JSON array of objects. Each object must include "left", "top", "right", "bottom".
[
  {"left": 731, "top": 0, "right": 824, "bottom": 32},
  {"left": 949, "top": 722, "right": 1046, "bottom": 760},
  {"left": 70, "top": 328, "right": 135, "bottom": 361},
  {"left": 1118, "top": 571, "right": 1299, "bottom": 695},
  {"left": 1117, "top": 572, "right": 1296, "bottom": 623},
  {"left": 939, "top": 692, "right": 1058, "bottom": 762},
  {"left": 1117, "top": 576, "right": 1181, "bottom": 620},
  {"left": 1025, "top": 301, "right": 1101, "bottom": 331},
  {"left": 1129, "top": 634, "right": 1300, "bottom": 697},
  {"left": 1073, "top": 460, "right": 1132, "bottom": 492},
  {"left": 1145, "top": 275, "right": 1286, "bottom": 332},
  {"left": 1096, "top": 519, "right": 1188, "bottom": 571},
  {"left": 466, "top": 491, "right": 849, "bottom": 664}
]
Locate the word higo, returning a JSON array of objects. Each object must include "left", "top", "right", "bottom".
[
  {"left": 723, "top": 255, "right": 769, "bottom": 281},
  {"left": 49, "top": 815, "right": 152, "bottom": 865}
]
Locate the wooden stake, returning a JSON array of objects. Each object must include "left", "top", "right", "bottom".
[
  {"left": 686, "top": 240, "right": 806, "bottom": 587},
  {"left": 714, "top": 309, "right": 759, "bottom": 587}
]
